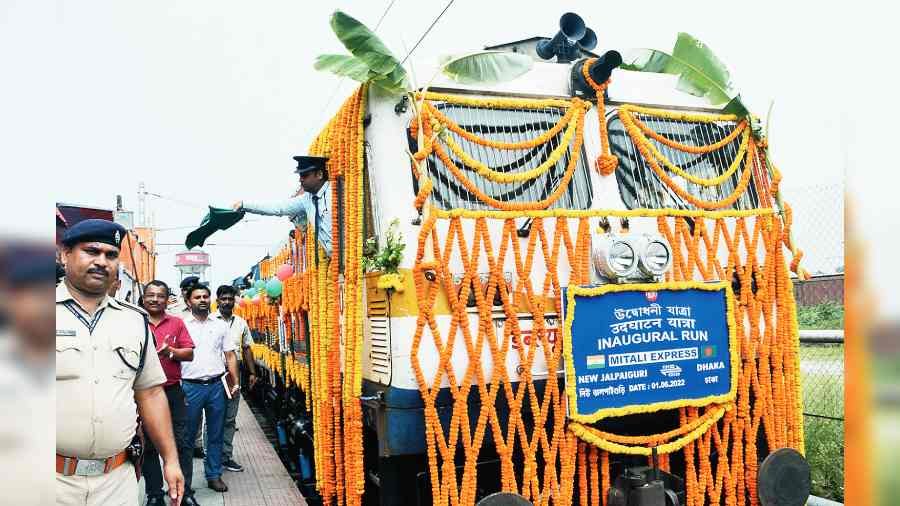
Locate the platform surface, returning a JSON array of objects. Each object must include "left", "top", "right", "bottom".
[{"left": 139, "top": 395, "right": 307, "bottom": 505}]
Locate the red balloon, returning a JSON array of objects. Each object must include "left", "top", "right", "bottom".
[{"left": 276, "top": 263, "right": 293, "bottom": 281}]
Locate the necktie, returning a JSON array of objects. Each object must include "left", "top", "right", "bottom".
[{"left": 311, "top": 194, "right": 320, "bottom": 266}]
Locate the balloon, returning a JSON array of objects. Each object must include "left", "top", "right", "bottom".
[
  {"left": 266, "top": 277, "right": 283, "bottom": 297},
  {"left": 245, "top": 287, "right": 257, "bottom": 298},
  {"left": 254, "top": 279, "right": 266, "bottom": 290},
  {"left": 276, "top": 263, "right": 293, "bottom": 281}
]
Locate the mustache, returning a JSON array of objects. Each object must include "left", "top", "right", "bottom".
[{"left": 87, "top": 268, "right": 108, "bottom": 276}]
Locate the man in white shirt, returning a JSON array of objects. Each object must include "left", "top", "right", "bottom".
[
  {"left": 210, "top": 284, "right": 257, "bottom": 473},
  {"left": 180, "top": 284, "right": 239, "bottom": 495},
  {"left": 232, "top": 155, "right": 332, "bottom": 261}
]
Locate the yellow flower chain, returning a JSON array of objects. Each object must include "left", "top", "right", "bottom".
[
  {"left": 417, "top": 91, "right": 579, "bottom": 111},
  {"left": 624, "top": 111, "right": 758, "bottom": 210},
  {"left": 422, "top": 99, "right": 580, "bottom": 150},
  {"left": 437, "top": 105, "right": 582, "bottom": 183},
  {"left": 429, "top": 205, "right": 776, "bottom": 220},
  {"left": 376, "top": 272, "right": 405, "bottom": 292},
  {"left": 426, "top": 99, "right": 588, "bottom": 210},
  {"left": 568, "top": 404, "right": 731, "bottom": 455},
  {"left": 621, "top": 106, "right": 747, "bottom": 155},
  {"left": 619, "top": 103, "right": 741, "bottom": 123},
  {"left": 626, "top": 114, "right": 752, "bottom": 186}
]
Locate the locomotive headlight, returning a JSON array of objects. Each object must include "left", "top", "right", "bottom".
[
  {"left": 592, "top": 235, "right": 639, "bottom": 279},
  {"left": 637, "top": 235, "right": 672, "bottom": 277}
]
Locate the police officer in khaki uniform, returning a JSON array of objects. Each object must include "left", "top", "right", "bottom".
[{"left": 56, "top": 219, "right": 185, "bottom": 505}]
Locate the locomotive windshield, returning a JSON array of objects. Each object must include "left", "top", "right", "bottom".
[
  {"left": 410, "top": 101, "right": 593, "bottom": 211},
  {"left": 608, "top": 109, "right": 770, "bottom": 211}
]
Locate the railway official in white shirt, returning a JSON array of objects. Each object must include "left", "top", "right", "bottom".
[{"left": 180, "top": 284, "right": 239, "bottom": 497}]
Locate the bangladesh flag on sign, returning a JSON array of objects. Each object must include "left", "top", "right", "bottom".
[{"left": 702, "top": 345, "right": 717, "bottom": 358}]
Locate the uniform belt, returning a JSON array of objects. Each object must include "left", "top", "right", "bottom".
[
  {"left": 183, "top": 374, "right": 223, "bottom": 385},
  {"left": 56, "top": 450, "right": 129, "bottom": 477}
]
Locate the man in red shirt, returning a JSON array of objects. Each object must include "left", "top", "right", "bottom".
[{"left": 141, "top": 280, "right": 197, "bottom": 506}]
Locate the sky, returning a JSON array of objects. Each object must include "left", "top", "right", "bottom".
[{"left": 3, "top": 0, "right": 896, "bottom": 311}]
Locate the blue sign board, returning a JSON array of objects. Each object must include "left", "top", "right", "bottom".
[{"left": 562, "top": 282, "right": 737, "bottom": 422}]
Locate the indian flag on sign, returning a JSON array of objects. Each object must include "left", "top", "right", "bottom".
[
  {"left": 702, "top": 345, "right": 717, "bottom": 358},
  {"left": 586, "top": 354, "right": 605, "bottom": 369}
]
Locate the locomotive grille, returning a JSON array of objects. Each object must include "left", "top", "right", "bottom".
[
  {"left": 608, "top": 111, "right": 769, "bottom": 210},
  {"left": 415, "top": 102, "right": 593, "bottom": 211}
]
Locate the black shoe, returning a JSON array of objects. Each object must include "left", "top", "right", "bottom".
[
  {"left": 193, "top": 447, "right": 205, "bottom": 459},
  {"left": 145, "top": 496, "right": 167, "bottom": 506},
  {"left": 182, "top": 494, "right": 201, "bottom": 506},
  {"left": 222, "top": 459, "right": 244, "bottom": 472},
  {"left": 208, "top": 477, "right": 228, "bottom": 492}
]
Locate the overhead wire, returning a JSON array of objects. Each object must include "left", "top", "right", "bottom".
[
  {"left": 142, "top": 191, "right": 206, "bottom": 209},
  {"left": 400, "top": 0, "right": 456, "bottom": 65}
]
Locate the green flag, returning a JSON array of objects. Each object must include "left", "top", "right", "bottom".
[{"left": 185, "top": 207, "right": 245, "bottom": 250}]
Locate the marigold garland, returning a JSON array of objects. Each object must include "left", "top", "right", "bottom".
[
  {"left": 243, "top": 84, "right": 369, "bottom": 506},
  {"left": 581, "top": 58, "right": 618, "bottom": 176},
  {"left": 438, "top": 110, "right": 581, "bottom": 183},
  {"left": 619, "top": 104, "right": 747, "bottom": 154},
  {"left": 424, "top": 99, "right": 588, "bottom": 210},
  {"left": 618, "top": 105, "right": 758, "bottom": 209},
  {"left": 423, "top": 99, "right": 579, "bottom": 150},
  {"left": 412, "top": 210, "right": 804, "bottom": 506},
  {"left": 417, "top": 91, "right": 577, "bottom": 111},
  {"left": 568, "top": 403, "right": 730, "bottom": 455},
  {"left": 631, "top": 118, "right": 752, "bottom": 186}
]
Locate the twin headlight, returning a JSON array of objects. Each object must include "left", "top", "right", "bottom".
[{"left": 592, "top": 234, "right": 672, "bottom": 280}]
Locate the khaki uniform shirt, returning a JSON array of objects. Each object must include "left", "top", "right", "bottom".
[
  {"left": 55, "top": 282, "right": 167, "bottom": 459},
  {"left": 167, "top": 298, "right": 191, "bottom": 319},
  {"left": 212, "top": 312, "right": 252, "bottom": 361}
]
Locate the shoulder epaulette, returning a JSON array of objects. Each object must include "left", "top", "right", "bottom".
[{"left": 111, "top": 298, "right": 150, "bottom": 317}]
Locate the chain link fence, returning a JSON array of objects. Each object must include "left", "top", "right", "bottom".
[
  {"left": 798, "top": 332, "right": 844, "bottom": 503},
  {"left": 783, "top": 183, "right": 845, "bottom": 502}
]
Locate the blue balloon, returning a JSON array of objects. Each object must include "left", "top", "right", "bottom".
[{"left": 266, "top": 277, "right": 283, "bottom": 297}]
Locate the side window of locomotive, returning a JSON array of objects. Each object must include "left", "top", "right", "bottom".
[
  {"left": 607, "top": 111, "right": 767, "bottom": 211},
  {"left": 407, "top": 102, "right": 592, "bottom": 211}
]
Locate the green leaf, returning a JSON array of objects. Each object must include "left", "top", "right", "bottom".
[
  {"left": 313, "top": 54, "right": 374, "bottom": 82},
  {"left": 330, "top": 10, "right": 404, "bottom": 77},
  {"left": 370, "top": 65, "right": 409, "bottom": 93},
  {"left": 441, "top": 51, "right": 533, "bottom": 85},
  {"left": 620, "top": 32, "right": 734, "bottom": 105},
  {"left": 722, "top": 94, "right": 749, "bottom": 117},
  {"left": 619, "top": 49, "right": 670, "bottom": 72}
]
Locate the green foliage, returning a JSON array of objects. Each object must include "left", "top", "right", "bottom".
[
  {"left": 362, "top": 219, "right": 405, "bottom": 274},
  {"left": 797, "top": 302, "right": 845, "bottom": 330},
  {"left": 804, "top": 417, "right": 844, "bottom": 502},
  {"left": 621, "top": 33, "right": 733, "bottom": 104},
  {"left": 441, "top": 51, "right": 533, "bottom": 85},
  {"left": 313, "top": 54, "right": 375, "bottom": 81},
  {"left": 318, "top": 11, "right": 534, "bottom": 96},
  {"left": 330, "top": 11, "right": 404, "bottom": 75},
  {"left": 621, "top": 32, "right": 756, "bottom": 126},
  {"left": 327, "top": 10, "right": 408, "bottom": 94}
]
